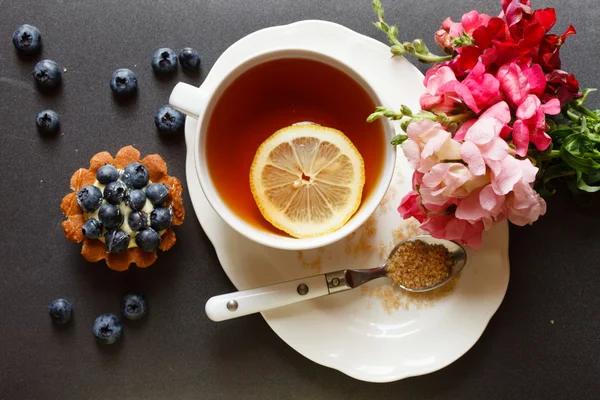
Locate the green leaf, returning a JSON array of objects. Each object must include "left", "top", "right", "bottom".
[
  {"left": 560, "top": 133, "right": 600, "bottom": 175},
  {"left": 577, "top": 171, "right": 600, "bottom": 192},
  {"left": 534, "top": 177, "right": 556, "bottom": 197},
  {"left": 391, "top": 134, "right": 409, "bottom": 145},
  {"left": 542, "top": 163, "right": 575, "bottom": 184},
  {"left": 548, "top": 126, "right": 574, "bottom": 140}
]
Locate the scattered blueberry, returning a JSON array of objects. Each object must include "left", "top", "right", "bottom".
[
  {"left": 127, "top": 189, "right": 147, "bottom": 211},
  {"left": 98, "top": 204, "right": 123, "bottom": 230},
  {"left": 93, "top": 314, "right": 123, "bottom": 344},
  {"left": 35, "top": 110, "right": 60, "bottom": 134},
  {"left": 151, "top": 48, "right": 178, "bottom": 74},
  {"left": 82, "top": 218, "right": 103, "bottom": 239},
  {"left": 110, "top": 68, "right": 137, "bottom": 96},
  {"left": 77, "top": 185, "right": 103, "bottom": 212},
  {"left": 49, "top": 298, "right": 72, "bottom": 324},
  {"left": 96, "top": 164, "right": 119, "bottom": 184},
  {"left": 128, "top": 211, "right": 148, "bottom": 231},
  {"left": 120, "top": 293, "right": 148, "bottom": 320},
  {"left": 155, "top": 105, "right": 185, "bottom": 135},
  {"left": 150, "top": 207, "right": 172, "bottom": 231},
  {"left": 145, "top": 183, "right": 169, "bottom": 206},
  {"left": 121, "top": 162, "right": 149, "bottom": 189},
  {"left": 178, "top": 47, "right": 201, "bottom": 70},
  {"left": 12, "top": 24, "right": 41, "bottom": 54},
  {"left": 32, "top": 59, "right": 62, "bottom": 88},
  {"left": 105, "top": 229, "right": 130, "bottom": 253},
  {"left": 103, "top": 180, "right": 128, "bottom": 205},
  {"left": 135, "top": 228, "right": 161, "bottom": 252}
]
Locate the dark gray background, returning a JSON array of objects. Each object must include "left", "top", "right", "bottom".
[{"left": 1, "top": 0, "right": 599, "bottom": 399}]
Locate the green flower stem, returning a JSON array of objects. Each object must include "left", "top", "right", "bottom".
[
  {"left": 571, "top": 104, "right": 599, "bottom": 120},
  {"left": 538, "top": 150, "right": 561, "bottom": 161},
  {"left": 412, "top": 53, "right": 453, "bottom": 63},
  {"left": 565, "top": 110, "right": 581, "bottom": 122},
  {"left": 372, "top": 0, "right": 453, "bottom": 64},
  {"left": 445, "top": 113, "right": 471, "bottom": 123},
  {"left": 553, "top": 170, "right": 577, "bottom": 178},
  {"left": 545, "top": 170, "right": 577, "bottom": 181}
]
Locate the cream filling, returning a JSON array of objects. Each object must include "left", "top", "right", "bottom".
[{"left": 85, "top": 178, "right": 165, "bottom": 249}]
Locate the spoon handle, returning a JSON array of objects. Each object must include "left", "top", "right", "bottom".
[{"left": 205, "top": 275, "right": 330, "bottom": 321}]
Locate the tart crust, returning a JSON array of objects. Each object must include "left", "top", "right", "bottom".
[{"left": 61, "top": 146, "right": 184, "bottom": 271}]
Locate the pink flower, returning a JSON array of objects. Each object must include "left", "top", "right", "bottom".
[
  {"left": 420, "top": 163, "right": 473, "bottom": 206},
  {"left": 402, "top": 120, "right": 461, "bottom": 173},
  {"left": 505, "top": 180, "right": 547, "bottom": 225},
  {"left": 455, "top": 185, "right": 506, "bottom": 229},
  {"left": 421, "top": 214, "right": 485, "bottom": 248},
  {"left": 488, "top": 155, "right": 538, "bottom": 195},
  {"left": 443, "top": 11, "right": 492, "bottom": 38},
  {"left": 512, "top": 94, "right": 561, "bottom": 156},
  {"left": 398, "top": 191, "right": 427, "bottom": 223},
  {"left": 420, "top": 66, "right": 480, "bottom": 113},
  {"left": 462, "top": 62, "right": 501, "bottom": 111},
  {"left": 455, "top": 102, "right": 512, "bottom": 175},
  {"left": 496, "top": 61, "right": 545, "bottom": 107},
  {"left": 460, "top": 11, "right": 492, "bottom": 35}
]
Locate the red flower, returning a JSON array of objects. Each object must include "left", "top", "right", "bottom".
[
  {"left": 472, "top": 17, "right": 509, "bottom": 50},
  {"left": 471, "top": 17, "right": 517, "bottom": 72},
  {"left": 501, "top": 0, "right": 532, "bottom": 36},
  {"left": 537, "top": 25, "right": 576, "bottom": 72},
  {"left": 544, "top": 70, "right": 582, "bottom": 105}
]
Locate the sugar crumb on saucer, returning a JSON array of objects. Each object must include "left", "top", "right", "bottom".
[
  {"left": 345, "top": 214, "right": 378, "bottom": 258},
  {"left": 392, "top": 218, "right": 422, "bottom": 244},
  {"left": 297, "top": 251, "right": 323, "bottom": 274},
  {"left": 360, "top": 277, "right": 459, "bottom": 314}
]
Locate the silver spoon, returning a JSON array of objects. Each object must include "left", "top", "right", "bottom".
[{"left": 205, "top": 235, "right": 467, "bottom": 321}]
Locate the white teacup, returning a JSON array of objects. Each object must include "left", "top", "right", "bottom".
[{"left": 169, "top": 49, "right": 396, "bottom": 251}]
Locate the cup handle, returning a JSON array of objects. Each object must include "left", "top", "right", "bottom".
[{"left": 169, "top": 82, "right": 208, "bottom": 119}]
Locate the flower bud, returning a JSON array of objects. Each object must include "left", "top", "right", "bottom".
[
  {"left": 390, "top": 44, "right": 405, "bottom": 56},
  {"left": 435, "top": 29, "right": 454, "bottom": 54},
  {"left": 400, "top": 119, "right": 410, "bottom": 132},
  {"left": 412, "top": 39, "right": 429, "bottom": 54}
]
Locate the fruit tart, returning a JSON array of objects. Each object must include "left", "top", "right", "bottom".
[{"left": 61, "top": 146, "right": 184, "bottom": 271}]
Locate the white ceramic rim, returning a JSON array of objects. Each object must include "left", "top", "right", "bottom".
[{"left": 191, "top": 48, "right": 397, "bottom": 251}]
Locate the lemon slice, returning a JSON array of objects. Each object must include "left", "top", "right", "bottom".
[{"left": 250, "top": 125, "right": 365, "bottom": 238}]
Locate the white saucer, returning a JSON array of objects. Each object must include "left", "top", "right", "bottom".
[{"left": 183, "top": 20, "right": 509, "bottom": 383}]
